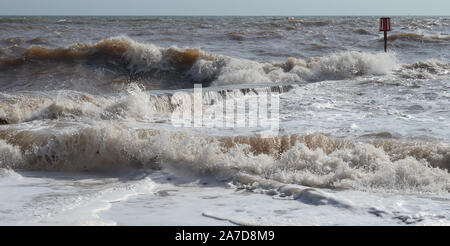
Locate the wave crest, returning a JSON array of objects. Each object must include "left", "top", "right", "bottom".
[{"left": 0, "top": 37, "right": 398, "bottom": 89}]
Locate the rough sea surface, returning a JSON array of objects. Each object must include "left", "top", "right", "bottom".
[{"left": 0, "top": 16, "right": 449, "bottom": 225}]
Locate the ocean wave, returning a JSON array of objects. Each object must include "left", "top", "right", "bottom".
[
  {"left": 0, "top": 125, "right": 448, "bottom": 193},
  {"left": 0, "top": 37, "right": 50, "bottom": 46},
  {"left": 400, "top": 59, "right": 449, "bottom": 79},
  {"left": 0, "top": 85, "right": 163, "bottom": 124},
  {"left": 385, "top": 33, "right": 450, "bottom": 43},
  {"left": 0, "top": 36, "right": 398, "bottom": 89},
  {"left": 287, "top": 19, "right": 333, "bottom": 26},
  {"left": 0, "top": 83, "right": 297, "bottom": 124},
  {"left": 226, "top": 30, "right": 285, "bottom": 41},
  {"left": 355, "top": 29, "right": 373, "bottom": 35}
]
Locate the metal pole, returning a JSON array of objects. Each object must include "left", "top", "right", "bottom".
[{"left": 384, "top": 31, "right": 387, "bottom": 52}]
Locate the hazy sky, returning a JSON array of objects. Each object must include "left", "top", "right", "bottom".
[{"left": 0, "top": 0, "right": 449, "bottom": 16}]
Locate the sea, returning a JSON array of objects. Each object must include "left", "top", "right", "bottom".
[{"left": 0, "top": 16, "right": 449, "bottom": 225}]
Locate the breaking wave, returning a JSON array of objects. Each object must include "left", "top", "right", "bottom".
[
  {"left": 0, "top": 83, "right": 296, "bottom": 124},
  {"left": 385, "top": 33, "right": 450, "bottom": 43},
  {"left": 0, "top": 124, "right": 448, "bottom": 193},
  {"left": 0, "top": 36, "right": 398, "bottom": 89}
]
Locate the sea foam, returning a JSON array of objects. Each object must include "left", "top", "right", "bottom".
[{"left": 0, "top": 125, "right": 448, "bottom": 193}]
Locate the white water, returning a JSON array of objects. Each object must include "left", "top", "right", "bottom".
[{"left": 1, "top": 169, "right": 448, "bottom": 225}]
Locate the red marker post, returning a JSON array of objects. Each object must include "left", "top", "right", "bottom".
[{"left": 380, "top": 17, "right": 391, "bottom": 52}]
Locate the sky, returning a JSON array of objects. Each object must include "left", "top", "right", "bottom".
[{"left": 0, "top": 0, "right": 449, "bottom": 16}]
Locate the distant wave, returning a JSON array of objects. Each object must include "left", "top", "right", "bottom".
[
  {"left": 355, "top": 29, "right": 373, "bottom": 35},
  {"left": 287, "top": 19, "right": 333, "bottom": 26},
  {"left": 226, "top": 30, "right": 285, "bottom": 41},
  {"left": 0, "top": 36, "right": 50, "bottom": 46},
  {"left": 384, "top": 32, "right": 450, "bottom": 43}
]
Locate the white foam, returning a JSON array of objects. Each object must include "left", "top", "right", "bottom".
[
  {"left": 0, "top": 170, "right": 157, "bottom": 225},
  {"left": 190, "top": 50, "right": 398, "bottom": 86},
  {"left": 1, "top": 123, "right": 448, "bottom": 193},
  {"left": 0, "top": 139, "right": 23, "bottom": 169},
  {"left": 98, "top": 171, "right": 450, "bottom": 226},
  {"left": 91, "top": 37, "right": 400, "bottom": 86}
]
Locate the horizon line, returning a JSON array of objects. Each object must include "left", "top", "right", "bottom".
[{"left": 1, "top": 14, "right": 448, "bottom": 17}]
